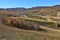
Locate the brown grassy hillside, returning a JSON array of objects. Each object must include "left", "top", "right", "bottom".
[
  {"left": 0, "top": 5, "right": 60, "bottom": 16},
  {"left": 0, "top": 23, "right": 60, "bottom": 40},
  {"left": 0, "top": 5, "right": 60, "bottom": 40}
]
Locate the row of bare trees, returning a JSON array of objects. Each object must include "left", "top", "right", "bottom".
[{"left": 2, "top": 17, "right": 58, "bottom": 31}]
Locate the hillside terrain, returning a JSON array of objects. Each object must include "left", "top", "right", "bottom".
[
  {"left": 0, "top": 5, "right": 60, "bottom": 16},
  {"left": 0, "top": 5, "right": 60, "bottom": 40},
  {"left": 0, "top": 23, "right": 60, "bottom": 40}
]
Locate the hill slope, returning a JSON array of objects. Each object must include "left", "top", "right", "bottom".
[
  {"left": 0, "top": 5, "right": 60, "bottom": 16},
  {"left": 0, "top": 5, "right": 60, "bottom": 40},
  {"left": 0, "top": 23, "right": 60, "bottom": 40}
]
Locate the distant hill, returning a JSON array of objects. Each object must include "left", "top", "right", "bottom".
[{"left": 0, "top": 5, "right": 60, "bottom": 16}]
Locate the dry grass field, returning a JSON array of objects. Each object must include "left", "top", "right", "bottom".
[
  {"left": 0, "top": 5, "right": 60, "bottom": 40},
  {"left": 0, "top": 23, "right": 60, "bottom": 40}
]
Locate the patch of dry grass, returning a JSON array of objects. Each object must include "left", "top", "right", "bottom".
[{"left": 0, "top": 24, "right": 60, "bottom": 40}]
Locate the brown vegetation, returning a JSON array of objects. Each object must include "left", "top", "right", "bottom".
[
  {"left": 0, "top": 5, "right": 60, "bottom": 40},
  {"left": 2, "top": 17, "right": 59, "bottom": 31}
]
